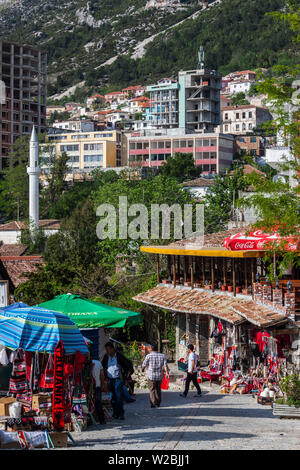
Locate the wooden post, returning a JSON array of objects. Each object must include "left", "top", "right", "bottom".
[
  {"left": 190, "top": 256, "right": 194, "bottom": 289},
  {"left": 177, "top": 256, "right": 181, "bottom": 282},
  {"left": 167, "top": 255, "right": 171, "bottom": 280},
  {"left": 244, "top": 258, "right": 248, "bottom": 289},
  {"left": 183, "top": 256, "right": 187, "bottom": 283},
  {"left": 211, "top": 258, "right": 215, "bottom": 292},
  {"left": 156, "top": 254, "right": 160, "bottom": 284},
  {"left": 233, "top": 259, "right": 236, "bottom": 297},
  {"left": 202, "top": 257, "right": 205, "bottom": 286},
  {"left": 223, "top": 258, "right": 226, "bottom": 286},
  {"left": 251, "top": 258, "right": 255, "bottom": 298},
  {"left": 172, "top": 255, "right": 176, "bottom": 287}
]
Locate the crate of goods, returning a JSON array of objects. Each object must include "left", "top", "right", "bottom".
[
  {"left": 0, "top": 397, "right": 16, "bottom": 416},
  {"left": 257, "top": 395, "right": 274, "bottom": 406},
  {"left": 50, "top": 432, "right": 68, "bottom": 448},
  {"left": 32, "top": 393, "right": 52, "bottom": 415}
]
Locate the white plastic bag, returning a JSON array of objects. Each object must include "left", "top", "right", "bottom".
[
  {"left": 0, "top": 348, "right": 9, "bottom": 366},
  {"left": 9, "top": 401, "right": 22, "bottom": 418}
]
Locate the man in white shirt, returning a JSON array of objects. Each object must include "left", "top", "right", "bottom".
[{"left": 180, "top": 344, "right": 202, "bottom": 398}]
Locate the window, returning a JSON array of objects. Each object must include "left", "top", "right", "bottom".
[
  {"left": 224, "top": 125, "right": 228, "bottom": 131},
  {"left": 60, "top": 145, "right": 79, "bottom": 152},
  {"left": 84, "top": 154, "right": 103, "bottom": 163},
  {"left": 248, "top": 123, "right": 252, "bottom": 129},
  {"left": 224, "top": 113, "right": 228, "bottom": 120},
  {"left": 210, "top": 139, "right": 216, "bottom": 146},
  {"left": 236, "top": 124, "right": 240, "bottom": 130},
  {"left": 250, "top": 137, "right": 256, "bottom": 143},
  {"left": 236, "top": 113, "right": 239, "bottom": 119},
  {"left": 242, "top": 112, "right": 246, "bottom": 119},
  {"left": 248, "top": 112, "right": 252, "bottom": 118}
]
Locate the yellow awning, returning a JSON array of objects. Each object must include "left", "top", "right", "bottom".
[{"left": 140, "top": 246, "right": 266, "bottom": 258}]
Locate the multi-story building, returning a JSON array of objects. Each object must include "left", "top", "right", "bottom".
[
  {"left": 220, "top": 105, "right": 272, "bottom": 135},
  {"left": 41, "top": 130, "right": 122, "bottom": 179},
  {"left": 235, "top": 135, "right": 266, "bottom": 157},
  {"left": 52, "top": 120, "right": 95, "bottom": 132},
  {"left": 0, "top": 39, "right": 47, "bottom": 169},
  {"left": 178, "top": 68, "right": 221, "bottom": 132},
  {"left": 126, "top": 128, "right": 234, "bottom": 175},
  {"left": 147, "top": 78, "right": 180, "bottom": 128},
  {"left": 147, "top": 68, "right": 221, "bottom": 133}
]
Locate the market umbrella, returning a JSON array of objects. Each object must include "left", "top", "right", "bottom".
[
  {"left": 39, "top": 294, "right": 143, "bottom": 329},
  {"left": 223, "top": 229, "right": 299, "bottom": 252},
  {"left": 0, "top": 305, "right": 89, "bottom": 354}
]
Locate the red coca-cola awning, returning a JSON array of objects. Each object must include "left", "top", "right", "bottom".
[{"left": 223, "top": 229, "right": 299, "bottom": 252}]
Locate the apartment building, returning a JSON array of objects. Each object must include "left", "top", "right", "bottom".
[
  {"left": 147, "top": 69, "right": 221, "bottom": 133},
  {"left": 235, "top": 135, "right": 266, "bottom": 157},
  {"left": 42, "top": 130, "right": 122, "bottom": 178},
  {"left": 220, "top": 105, "right": 272, "bottom": 135},
  {"left": 126, "top": 129, "right": 234, "bottom": 174},
  {"left": 0, "top": 39, "right": 47, "bottom": 169},
  {"left": 147, "top": 78, "right": 180, "bottom": 128},
  {"left": 52, "top": 120, "right": 95, "bottom": 132},
  {"left": 178, "top": 68, "right": 221, "bottom": 132}
]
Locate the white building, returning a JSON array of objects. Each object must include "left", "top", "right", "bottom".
[
  {"left": 220, "top": 105, "right": 272, "bottom": 135},
  {"left": 52, "top": 120, "right": 95, "bottom": 132},
  {"left": 228, "top": 80, "right": 255, "bottom": 95}
]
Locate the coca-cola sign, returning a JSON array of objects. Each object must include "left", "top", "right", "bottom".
[{"left": 232, "top": 241, "right": 256, "bottom": 250}]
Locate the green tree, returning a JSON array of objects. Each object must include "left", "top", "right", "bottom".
[
  {"left": 230, "top": 92, "right": 250, "bottom": 106},
  {"left": 0, "top": 135, "right": 30, "bottom": 220},
  {"left": 203, "top": 166, "right": 248, "bottom": 233},
  {"left": 160, "top": 153, "right": 201, "bottom": 183}
]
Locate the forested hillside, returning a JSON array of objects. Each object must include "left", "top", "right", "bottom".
[{"left": 0, "top": 0, "right": 296, "bottom": 98}]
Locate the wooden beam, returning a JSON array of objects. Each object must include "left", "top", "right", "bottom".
[
  {"left": 211, "top": 257, "right": 215, "bottom": 292},
  {"left": 244, "top": 258, "right": 248, "bottom": 289},
  {"left": 172, "top": 255, "right": 176, "bottom": 287},
  {"left": 156, "top": 254, "right": 160, "bottom": 284},
  {"left": 223, "top": 258, "right": 226, "bottom": 286},
  {"left": 183, "top": 256, "right": 187, "bottom": 283},
  {"left": 233, "top": 259, "right": 236, "bottom": 297},
  {"left": 190, "top": 256, "right": 194, "bottom": 289}
]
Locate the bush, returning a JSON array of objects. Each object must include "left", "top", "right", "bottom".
[{"left": 279, "top": 374, "right": 300, "bottom": 408}]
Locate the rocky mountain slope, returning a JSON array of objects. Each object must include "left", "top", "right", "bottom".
[{"left": 0, "top": 0, "right": 294, "bottom": 99}]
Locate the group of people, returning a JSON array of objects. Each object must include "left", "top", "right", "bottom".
[{"left": 91, "top": 341, "right": 202, "bottom": 423}]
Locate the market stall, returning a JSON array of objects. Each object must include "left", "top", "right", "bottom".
[{"left": 0, "top": 304, "right": 92, "bottom": 449}]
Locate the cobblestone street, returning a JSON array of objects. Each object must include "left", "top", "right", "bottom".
[{"left": 71, "top": 384, "right": 300, "bottom": 450}]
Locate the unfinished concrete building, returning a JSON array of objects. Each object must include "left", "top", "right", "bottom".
[{"left": 0, "top": 39, "right": 47, "bottom": 170}]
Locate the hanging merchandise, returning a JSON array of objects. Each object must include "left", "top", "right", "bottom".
[
  {"left": 9, "top": 348, "right": 28, "bottom": 396},
  {"left": 0, "top": 347, "right": 9, "bottom": 366},
  {"left": 52, "top": 341, "right": 65, "bottom": 432}
]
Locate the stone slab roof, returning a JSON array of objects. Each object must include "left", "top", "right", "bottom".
[
  {"left": 133, "top": 285, "right": 290, "bottom": 328},
  {"left": 0, "top": 220, "right": 61, "bottom": 231}
]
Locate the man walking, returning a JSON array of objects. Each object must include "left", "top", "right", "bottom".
[
  {"left": 180, "top": 344, "right": 202, "bottom": 398},
  {"left": 102, "top": 342, "right": 134, "bottom": 420},
  {"left": 142, "top": 344, "right": 169, "bottom": 408}
]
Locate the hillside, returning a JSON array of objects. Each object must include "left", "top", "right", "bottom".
[{"left": 0, "top": 0, "right": 296, "bottom": 99}]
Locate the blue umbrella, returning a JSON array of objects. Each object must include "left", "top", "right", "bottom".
[{"left": 0, "top": 305, "right": 88, "bottom": 355}]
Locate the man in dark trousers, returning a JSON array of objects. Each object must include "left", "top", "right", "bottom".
[
  {"left": 180, "top": 344, "right": 202, "bottom": 398},
  {"left": 142, "top": 344, "right": 169, "bottom": 408},
  {"left": 102, "top": 342, "right": 134, "bottom": 420}
]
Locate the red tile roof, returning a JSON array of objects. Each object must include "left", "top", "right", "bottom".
[
  {"left": 0, "top": 255, "right": 44, "bottom": 287},
  {"left": 133, "top": 285, "right": 290, "bottom": 327},
  {"left": 0, "top": 244, "right": 27, "bottom": 256},
  {"left": 0, "top": 220, "right": 61, "bottom": 231},
  {"left": 182, "top": 177, "right": 215, "bottom": 188},
  {"left": 170, "top": 226, "right": 252, "bottom": 249}
]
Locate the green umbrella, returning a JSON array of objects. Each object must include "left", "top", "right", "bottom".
[{"left": 39, "top": 294, "right": 143, "bottom": 329}]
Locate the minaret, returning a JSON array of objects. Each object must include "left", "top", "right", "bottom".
[{"left": 27, "top": 126, "right": 41, "bottom": 231}]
